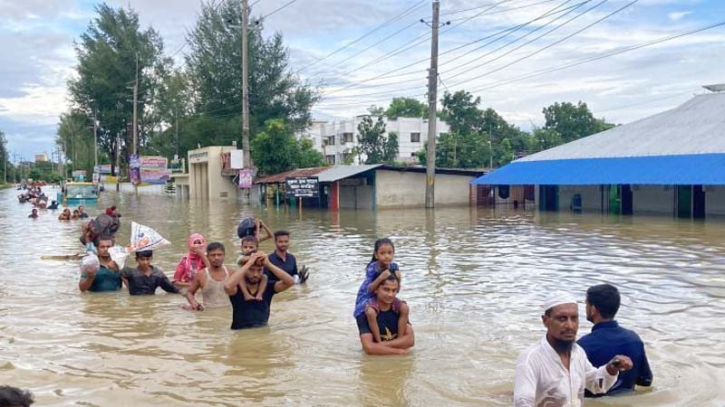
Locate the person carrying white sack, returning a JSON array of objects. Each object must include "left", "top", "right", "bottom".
[
  {"left": 513, "top": 292, "right": 634, "bottom": 407},
  {"left": 78, "top": 237, "right": 122, "bottom": 293}
]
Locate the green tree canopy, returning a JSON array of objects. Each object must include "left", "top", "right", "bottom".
[
  {"left": 69, "top": 3, "right": 168, "bottom": 175},
  {"left": 385, "top": 97, "right": 427, "bottom": 119},
  {"left": 356, "top": 116, "right": 398, "bottom": 164},
  {"left": 251, "top": 119, "right": 325, "bottom": 175},
  {"left": 56, "top": 111, "right": 95, "bottom": 176},
  {"left": 542, "top": 101, "right": 615, "bottom": 143}
]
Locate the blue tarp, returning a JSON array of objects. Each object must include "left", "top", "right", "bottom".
[{"left": 471, "top": 154, "right": 725, "bottom": 186}]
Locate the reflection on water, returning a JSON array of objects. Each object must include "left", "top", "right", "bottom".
[{"left": 1, "top": 188, "right": 725, "bottom": 406}]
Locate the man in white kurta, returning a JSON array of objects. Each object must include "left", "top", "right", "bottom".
[{"left": 514, "top": 293, "right": 633, "bottom": 407}]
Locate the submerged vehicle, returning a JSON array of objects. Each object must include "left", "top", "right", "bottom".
[{"left": 58, "top": 182, "right": 98, "bottom": 206}]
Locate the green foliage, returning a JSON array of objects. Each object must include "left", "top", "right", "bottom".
[
  {"left": 542, "top": 101, "right": 615, "bottom": 143},
  {"left": 251, "top": 119, "right": 325, "bottom": 175},
  {"left": 532, "top": 127, "right": 563, "bottom": 151},
  {"left": 385, "top": 97, "right": 427, "bottom": 119},
  {"left": 56, "top": 111, "right": 95, "bottom": 176},
  {"left": 185, "top": 0, "right": 318, "bottom": 141},
  {"left": 0, "top": 130, "right": 10, "bottom": 182},
  {"left": 68, "top": 3, "right": 168, "bottom": 174},
  {"left": 356, "top": 116, "right": 398, "bottom": 164}
]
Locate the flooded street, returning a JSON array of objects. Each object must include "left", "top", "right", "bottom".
[{"left": 1, "top": 187, "right": 724, "bottom": 406}]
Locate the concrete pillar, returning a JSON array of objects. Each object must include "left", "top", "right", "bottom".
[{"left": 330, "top": 181, "right": 340, "bottom": 211}]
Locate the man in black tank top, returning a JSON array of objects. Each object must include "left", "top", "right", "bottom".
[{"left": 357, "top": 275, "right": 415, "bottom": 355}]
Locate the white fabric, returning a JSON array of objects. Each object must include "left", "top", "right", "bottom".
[
  {"left": 514, "top": 337, "right": 618, "bottom": 407},
  {"left": 542, "top": 292, "right": 578, "bottom": 314}
]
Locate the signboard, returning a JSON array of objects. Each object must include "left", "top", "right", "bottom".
[
  {"left": 238, "top": 169, "right": 253, "bottom": 189},
  {"left": 231, "top": 150, "right": 244, "bottom": 169},
  {"left": 140, "top": 169, "right": 172, "bottom": 185},
  {"left": 129, "top": 154, "right": 141, "bottom": 185},
  {"left": 94, "top": 164, "right": 112, "bottom": 175},
  {"left": 285, "top": 177, "right": 319, "bottom": 198},
  {"left": 169, "top": 159, "right": 185, "bottom": 174},
  {"left": 139, "top": 156, "right": 168, "bottom": 169}
]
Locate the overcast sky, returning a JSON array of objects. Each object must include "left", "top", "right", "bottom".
[{"left": 1, "top": 0, "right": 723, "bottom": 161}]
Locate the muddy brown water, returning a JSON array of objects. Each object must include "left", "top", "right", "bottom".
[{"left": 1, "top": 188, "right": 724, "bottom": 406}]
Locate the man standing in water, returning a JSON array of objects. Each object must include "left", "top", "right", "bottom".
[
  {"left": 185, "top": 242, "right": 231, "bottom": 310},
  {"left": 578, "top": 284, "right": 653, "bottom": 396},
  {"left": 225, "top": 251, "right": 294, "bottom": 329},
  {"left": 121, "top": 251, "right": 180, "bottom": 295},
  {"left": 79, "top": 237, "right": 122, "bottom": 292},
  {"left": 265, "top": 230, "right": 309, "bottom": 284},
  {"left": 357, "top": 274, "right": 415, "bottom": 356},
  {"left": 514, "top": 293, "right": 634, "bottom": 407}
]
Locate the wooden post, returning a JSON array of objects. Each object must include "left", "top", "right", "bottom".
[{"left": 298, "top": 197, "right": 302, "bottom": 216}]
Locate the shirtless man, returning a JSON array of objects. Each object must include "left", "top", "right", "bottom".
[{"left": 185, "top": 242, "right": 231, "bottom": 310}]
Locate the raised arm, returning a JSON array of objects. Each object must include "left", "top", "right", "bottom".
[
  {"left": 259, "top": 220, "right": 273, "bottom": 243},
  {"left": 368, "top": 269, "right": 391, "bottom": 293},
  {"left": 225, "top": 258, "right": 255, "bottom": 296},
  {"left": 78, "top": 269, "right": 97, "bottom": 292}
]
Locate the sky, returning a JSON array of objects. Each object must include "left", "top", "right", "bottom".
[{"left": 1, "top": 0, "right": 723, "bottom": 162}]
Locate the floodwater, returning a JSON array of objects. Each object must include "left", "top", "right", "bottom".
[{"left": 1, "top": 187, "right": 724, "bottom": 407}]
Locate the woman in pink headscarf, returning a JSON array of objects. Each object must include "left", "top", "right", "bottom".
[{"left": 173, "top": 233, "right": 208, "bottom": 288}]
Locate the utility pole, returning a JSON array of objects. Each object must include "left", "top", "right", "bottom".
[
  {"left": 93, "top": 112, "right": 98, "bottom": 176},
  {"left": 116, "top": 133, "right": 121, "bottom": 192},
  {"left": 241, "top": 0, "right": 250, "bottom": 169},
  {"left": 133, "top": 53, "right": 139, "bottom": 195},
  {"left": 424, "top": 0, "right": 440, "bottom": 209}
]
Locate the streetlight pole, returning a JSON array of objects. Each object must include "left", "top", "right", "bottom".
[{"left": 424, "top": 1, "right": 440, "bottom": 209}]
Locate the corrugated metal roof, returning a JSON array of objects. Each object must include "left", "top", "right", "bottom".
[
  {"left": 255, "top": 167, "right": 327, "bottom": 184},
  {"left": 317, "top": 165, "right": 382, "bottom": 182},
  {"left": 472, "top": 154, "right": 725, "bottom": 185},
  {"left": 519, "top": 93, "right": 725, "bottom": 162}
]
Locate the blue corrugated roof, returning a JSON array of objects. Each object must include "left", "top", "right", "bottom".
[{"left": 472, "top": 154, "right": 725, "bottom": 185}]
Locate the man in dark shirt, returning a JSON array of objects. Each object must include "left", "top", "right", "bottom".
[
  {"left": 578, "top": 284, "right": 653, "bottom": 396},
  {"left": 357, "top": 274, "right": 415, "bottom": 356},
  {"left": 265, "top": 230, "right": 309, "bottom": 284},
  {"left": 121, "top": 250, "right": 180, "bottom": 295},
  {"left": 225, "top": 251, "right": 294, "bottom": 330}
]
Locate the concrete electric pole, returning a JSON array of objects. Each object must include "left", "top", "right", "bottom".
[
  {"left": 424, "top": 1, "right": 440, "bottom": 209},
  {"left": 242, "top": 0, "right": 250, "bottom": 170}
]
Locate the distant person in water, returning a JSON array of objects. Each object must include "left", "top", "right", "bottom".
[
  {"left": 121, "top": 251, "right": 180, "bottom": 295},
  {"left": 185, "top": 242, "right": 231, "bottom": 310},
  {"left": 47, "top": 200, "right": 59, "bottom": 210},
  {"left": 72, "top": 210, "right": 80, "bottom": 219},
  {"left": 28, "top": 209, "right": 38, "bottom": 219},
  {"left": 58, "top": 208, "right": 72, "bottom": 221},
  {"left": 77, "top": 205, "right": 89, "bottom": 218},
  {"left": 237, "top": 216, "right": 273, "bottom": 243},
  {"left": 0, "top": 385, "right": 35, "bottom": 407},
  {"left": 173, "top": 233, "right": 208, "bottom": 288}
]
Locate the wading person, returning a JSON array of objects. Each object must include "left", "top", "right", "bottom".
[
  {"left": 173, "top": 233, "right": 208, "bottom": 288},
  {"left": 77, "top": 205, "right": 89, "bottom": 218},
  {"left": 578, "top": 284, "right": 653, "bottom": 396},
  {"left": 121, "top": 251, "right": 180, "bottom": 295},
  {"left": 79, "top": 238, "right": 122, "bottom": 292},
  {"left": 237, "top": 216, "right": 274, "bottom": 243},
  {"left": 58, "top": 208, "right": 72, "bottom": 221},
  {"left": 185, "top": 242, "right": 231, "bottom": 310},
  {"left": 265, "top": 230, "right": 309, "bottom": 284},
  {"left": 357, "top": 274, "right": 415, "bottom": 356},
  {"left": 28, "top": 209, "right": 38, "bottom": 219},
  {"left": 224, "top": 251, "right": 294, "bottom": 330},
  {"left": 514, "top": 293, "right": 634, "bottom": 407}
]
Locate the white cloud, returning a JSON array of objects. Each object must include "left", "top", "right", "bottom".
[{"left": 668, "top": 11, "right": 693, "bottom": 21}]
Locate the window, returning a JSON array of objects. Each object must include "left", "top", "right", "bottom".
[
  {"left": 410, "top": 132, "right": 421, "bottom": 142},
  {"left": 326, "top": 155, "right": 336, "bottom": 165},
  {"left": 327, "top": 136, "right": 336, "bottom": 146},
  {"left": 342, "top": 132, "right": 354, "bottom": 143}
]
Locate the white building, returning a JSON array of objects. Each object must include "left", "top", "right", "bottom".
[{"left": 299, "top": 116, "right": 450, "bottom": 165}]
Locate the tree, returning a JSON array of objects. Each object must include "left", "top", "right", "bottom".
[
  {"left": 251, "top": 119, "right": 325, "bottom": 175},
  {"left": 151, "top": 68, "right": 193, "bottom": 157},
  {"left": 0, "top": 130, "right": 8, "bottom": 184},
  {"left": 56, "top": 111, "right": 95, "bottom": 176},
  {"left": 356, "top": 116, "right": 398, "bottom": 164},
  {"left": 68, "top": 3, "right": 168, "bottom": 175},
  {"left": 385, "top": 97, "right": 427, "bottom": 119},
  {"left": 185, "top": 0, "right": 318, "bottom": 145},
  {"left": 532, "top": 127, "right": 563, "bottom": 152},
  {"left": 542, "top": 101, "right": 615, "bottom": 143}
]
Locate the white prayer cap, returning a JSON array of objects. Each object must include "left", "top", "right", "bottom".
[{"left": 542, "top": 292, "right": 578, "bottom": 314}]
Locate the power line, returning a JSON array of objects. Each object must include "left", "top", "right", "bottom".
[
  {"left": 297, "top": 0, "right": 427, "bottom": 73},
  {"left": 261, "top": 0, "right": 300, "bottom": 19},
  {"left": 464, "top": 20, "right": 725, "bottom": 93},
  {"left": 448, "top": 0, "right": 637, "bottom": 88},
  {"left": 315, "top": 0, "right": 516, "bottom": 85},
  {"left": 444, "top": 0, "right": 557, "bottom": 19},
  {"left": 444, "top": 0, "right": 598, "bottom": 80},
  {"left": 319, "top": 0, "right": 575, "bottom": 94}
]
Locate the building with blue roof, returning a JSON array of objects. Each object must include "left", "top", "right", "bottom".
[{"left": 472, "top": 86, "right": 725, "bottom": 218}]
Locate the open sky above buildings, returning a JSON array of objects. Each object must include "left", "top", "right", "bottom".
[{"left": 1, "top": 0, "right": 723, "bottom": 161}]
